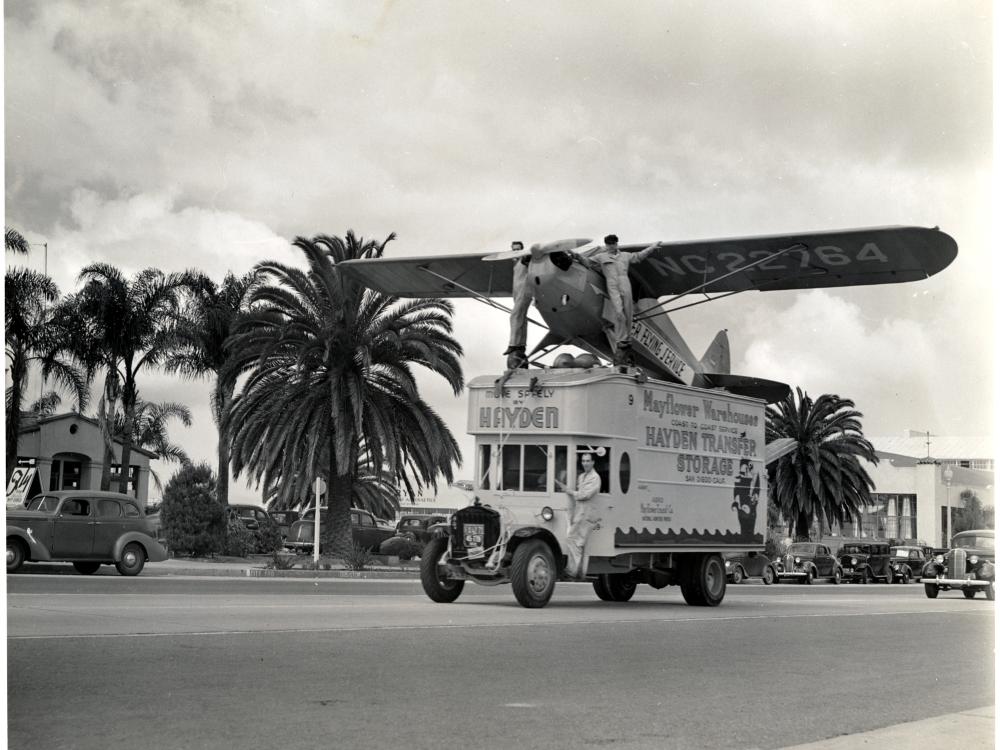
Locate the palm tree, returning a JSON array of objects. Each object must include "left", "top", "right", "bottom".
[
  {"left": 164, "top": 271, "right": 257, "bottom": 505},
  {"left": 5, "top": 269, "right": 88, "bottom": 479},
  {"left": 55, "top": 265, "right": 185, "bottom": 493},
  {"left": 5, "top": 227, "right": 30, "bottom": 254},
  {"left": 113, "top": 400, "right": 192, "bottom": 492},
  {"left": 225, "top": 232, "right": 464, "bottom": 555},
  {"left": 766, "top": 388, "right": 878, "bottom": 541},
  {"left": 266, "top": 452, "right": 400, "bottom": 520}
]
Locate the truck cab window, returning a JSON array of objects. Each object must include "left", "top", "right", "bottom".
[
  {"left": 499, "top": 444, "right": 552, "bottom": 492},
  {"left": 575, "top": 445, "right": 611, "bottom": 494}
]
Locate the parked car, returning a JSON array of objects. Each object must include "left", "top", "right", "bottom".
[
  {"left": 6, "top": 490, "right": 168, "bottom": 576},
  {"left": 921, "top": 529, "right": 995, "bottom": 600},
  {"left": 724, "top": 551, "right": 777, "bottom": 584},
  {"left": 284, "top": 507, "right": 396, "bottom": 554},
  {"left": 775, "top": 542, "right": 843, "bottom": 584},
  {"left": 836, "top": 542, "right": 893, "bottom": 584},
  {"left": 228, "top": 504, "right": 275, "bottom": 530},
  {"left": 395, "top": 514, "right": 449, "bottom": 546},
  {"left": 267, "top": 510, "right": 300, "bottom": 539},
  {"left": 889, "top": 545, "right": 927, "bottom": 583}
]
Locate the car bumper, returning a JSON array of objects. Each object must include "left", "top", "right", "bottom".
[
  {"left": 284, "top": 542, "right": 313, "bottom": 553},
  {"left": 925, "top": 576, "right": 992, "bottom": 588},
  {"left": 776, "top": 571, "right": 808, "bottom": 579}
]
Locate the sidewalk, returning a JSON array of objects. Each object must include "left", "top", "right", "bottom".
[
  {"left": 148, "top": 555, "right": 423, "bottom": 579},
  {"left": 778, "top": 704, "right": 994, "bottom": 749}
]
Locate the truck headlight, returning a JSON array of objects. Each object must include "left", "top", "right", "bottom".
[{"left": 539, "top": 506, "right": 554, "bottom": 522}]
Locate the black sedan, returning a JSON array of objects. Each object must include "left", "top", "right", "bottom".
[{"left": 724, "top": 551, "right": 777, "bottom": 584}]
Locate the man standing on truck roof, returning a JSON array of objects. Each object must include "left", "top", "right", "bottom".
[
  {"left": 588, "top": 234, "right": 663, "bottom": 365},
  {"left": 503, "top": 240, "right": 532, "bottom": 370},
  {"left": 556, "top": 452, "right": 602, "bottom": 579}
]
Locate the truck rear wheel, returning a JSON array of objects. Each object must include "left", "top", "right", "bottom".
[
  {"left": 593, "top": 573, "right": 637, "bottom": 602},
  {"left": 679, "top": 553, "right": 726, "bottom": 607},
  {"left": 420, "top": 537, "right": 464, "bottom": 603},
  {"left": 511, "top": 539, "right": 556, "bottom": 608}
]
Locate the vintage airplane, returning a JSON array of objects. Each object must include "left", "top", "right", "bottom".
[{"left": 339, "top": 226, "right": 957, "bottom": 402}]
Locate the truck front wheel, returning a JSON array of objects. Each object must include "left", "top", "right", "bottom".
[
  {"left": 680, "top": 553, "right": 726, "bottom": 607},
  {"left": 420, "top": 537, "right": 465, "bottom": 603},
  {"left": 511, "top": 539, "right": 557, "bottom": 608},
  {"left": 593, "top": 573, "right": 637, "bottom": 602}
]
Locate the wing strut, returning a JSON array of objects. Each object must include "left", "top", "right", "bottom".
[
  {"left": 417, "top": 265, "right": 548, "bottom": 330},
  {"left": 635, "top": 243, "right": 810, "bottom": 322}
]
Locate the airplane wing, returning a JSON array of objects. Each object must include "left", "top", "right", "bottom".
[
  {"left": 339, "top": 252, "right": 511, "bottom": 298},
  {"left": 623, "top": 226, "right": 957, "bottom": 297}
]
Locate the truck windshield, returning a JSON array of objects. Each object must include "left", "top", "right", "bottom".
[{"left": 501, "top": 444, "right": 549, "bottom": 492}]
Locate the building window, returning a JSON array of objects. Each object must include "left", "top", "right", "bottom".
[{"left": 109, "top": 465, "right": 140, "bottom": 497}]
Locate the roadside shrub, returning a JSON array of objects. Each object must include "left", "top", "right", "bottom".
[
  {"left": 379, "top": 534, "right": 423, "bottom": 560},
  {"left": 224, "top": 517, "right": 255, "bottom": 557},
  {"left": 342, "top": 542, "right": 374, "bottom": 571},
  {"left": 254, "top": 518, "right": 284, "bottom": 554},
  {"left": 160, "top": 463, "right": 225, "bottom": 556},
  {"left": 271, "top": 550, "right": 297, "bottom": 570}
]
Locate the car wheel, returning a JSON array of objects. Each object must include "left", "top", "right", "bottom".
[
  {"left": 762, "top": 565, "right": 775, "bottom": 585},
  {"left": 924, "top": 583, "right": 939, "bottom": 599},
  {"left": 115, "top": 542, "right": 146, "bottom": 576},
  {"left": 832, "top": 566, "right": 842, "bottom": 585},
  {"left": 987, "top": 582, "right": 995, "bottom": 601},
  {"left": 800, "top": 567, "right": 814, "bottom": 585},
  {"left": 419, "top": 537, "right": 464, "bottom": 603},
  {"left": 6, "top": 538, "right": 26, "bottom": 573},
  {"left": 511, "top": 539, "right": 557, "bottom": 609},
  {"left": 860, "top": 568, "right": 870, "bottom": 584},
  {"left": 680, "top": 554, "right": 726, "bottom": 606},
  {"left": 900, "top": 570, "right": 910, "bottom": 585},
  {"left": 73, "top": 562, "right": 101, "bottom": 575},
  {"left": 963, "top": 588, "right": 978, "bottom": 599},
  {"left": 731, "top": 566, "right": 744, "bottom": 585}
]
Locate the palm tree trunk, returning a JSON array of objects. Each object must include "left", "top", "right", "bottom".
[
  {"left": 6, "top": 352, "right": 26, "bottom": 482},
  {"left": 324, "top": 445, "right": 354, "bottom": 558},
  {"left": 98, "top": 373, "right": 119, "bottom": 491},
  {"left": 214, "top": 381, "right": 234, "bottom": 506},
  {"left": 116, "top": 381, "right": 138, "bottom": 495}
]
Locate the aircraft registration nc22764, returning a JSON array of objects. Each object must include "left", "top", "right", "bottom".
[
  {"left": 339, "top": 226, "right": 957, "bottom": 609},
  {"left": 340, "top": 226, "right": 956, "bottom": 399}
]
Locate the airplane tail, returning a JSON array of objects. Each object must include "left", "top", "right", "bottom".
[{"left": 700, "top": 330, "right": 730, "bottom": 374}]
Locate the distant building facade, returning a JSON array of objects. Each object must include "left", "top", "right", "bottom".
[
  {"left": 795, "top": 432, "right": 994, "bottom": 548},
  {"left": 11, "top": 412, "right": 157, "bottom": 506}
]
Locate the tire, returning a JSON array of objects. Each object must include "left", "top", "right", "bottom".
[
  {"left": 924, "top": 583, "right": 939, "bottom": 599},
  {"left": 731, "top": 566, "right": 744, "bottom": 585},
  {"left": 593, "top": 576, "right": 614, "bottom": 601},
  {"left": 115, "top": 542, "right": 146, "bottom": 576},
  {"left": 73, "top": 562, "right": 101, "bottom": 575},
  {"left": 597, "top": 573, "right": 637, "bottom": 602},
  {"left": 801, "top": 567, "right": 814, "bottom": 585},
  {"left": 6, "top": 538, "right": 26, "bottom": 573},
  {"left": 762, "top": 565, "right": 775, "bottom": 585},
  {"left": 679, "top": 554, "right": 726, "bottom": 607},
  {"left": 511, "top": 539, "right": 557, "bottom": 609},
  {"left": 900, "top": 569, "right": 910, "bottom": 585},
  {"left": 963, "top": 588, "right": 977, "bottom": 599},
  {"left": 831, "top": 566, "right": 842, "bottom": 585},
  {"left": 860, "top": 568, "right": 870, "bottom": 585},
  {"left": 987, "top": 582, "right": 995, "bottom": 601},
  {"left": 420, "top": 537, "right": 464, "bottom": 603}
]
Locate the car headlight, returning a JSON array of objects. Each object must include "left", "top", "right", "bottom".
[
  {"left": 725, "top": 560, "right": 731, "bottom": 568},
  {"left": 539, "top": 506, "right": 554, "bottom": 522},
  {"left": 851, "top": 557, "right": 858, "bottom": 565},
  {"left": 969, "top": 555, "right": 979, "bottom": 565},
  {"left": 893, "top": 563, "right": 900, "bottom": 571},
  {"left": 794, "top": 556, "right": 801, "bottom": 564},
  {"left": 935, "top": 554, "right": 944, "bottom": 564}
]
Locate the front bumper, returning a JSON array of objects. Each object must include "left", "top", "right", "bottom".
[
  {"left": 925, "top": 576, "right": 992, "bottom": 588},
  {"left": 776, "top": 571, "right": 808, "bottom": 579}
]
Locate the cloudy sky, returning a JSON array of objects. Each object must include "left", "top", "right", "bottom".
[{"left": 5, "top": 1, "right": 993, "bottom": 503}]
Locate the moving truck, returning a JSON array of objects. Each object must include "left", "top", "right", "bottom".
[{"left": 421, "top": 364, "right": 774, "bottom": 608}]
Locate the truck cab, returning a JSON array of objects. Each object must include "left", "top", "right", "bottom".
[{"left": 421, "top": 365, "right": 768, "bottom": 608}]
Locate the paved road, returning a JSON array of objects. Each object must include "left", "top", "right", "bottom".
[{"left": 6, "top": 577, "right": 994, "bottom": 750}]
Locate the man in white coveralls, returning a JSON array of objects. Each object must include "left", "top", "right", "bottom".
[{"left": 556, "top": 452, "right": 602, "bottom": 579}]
